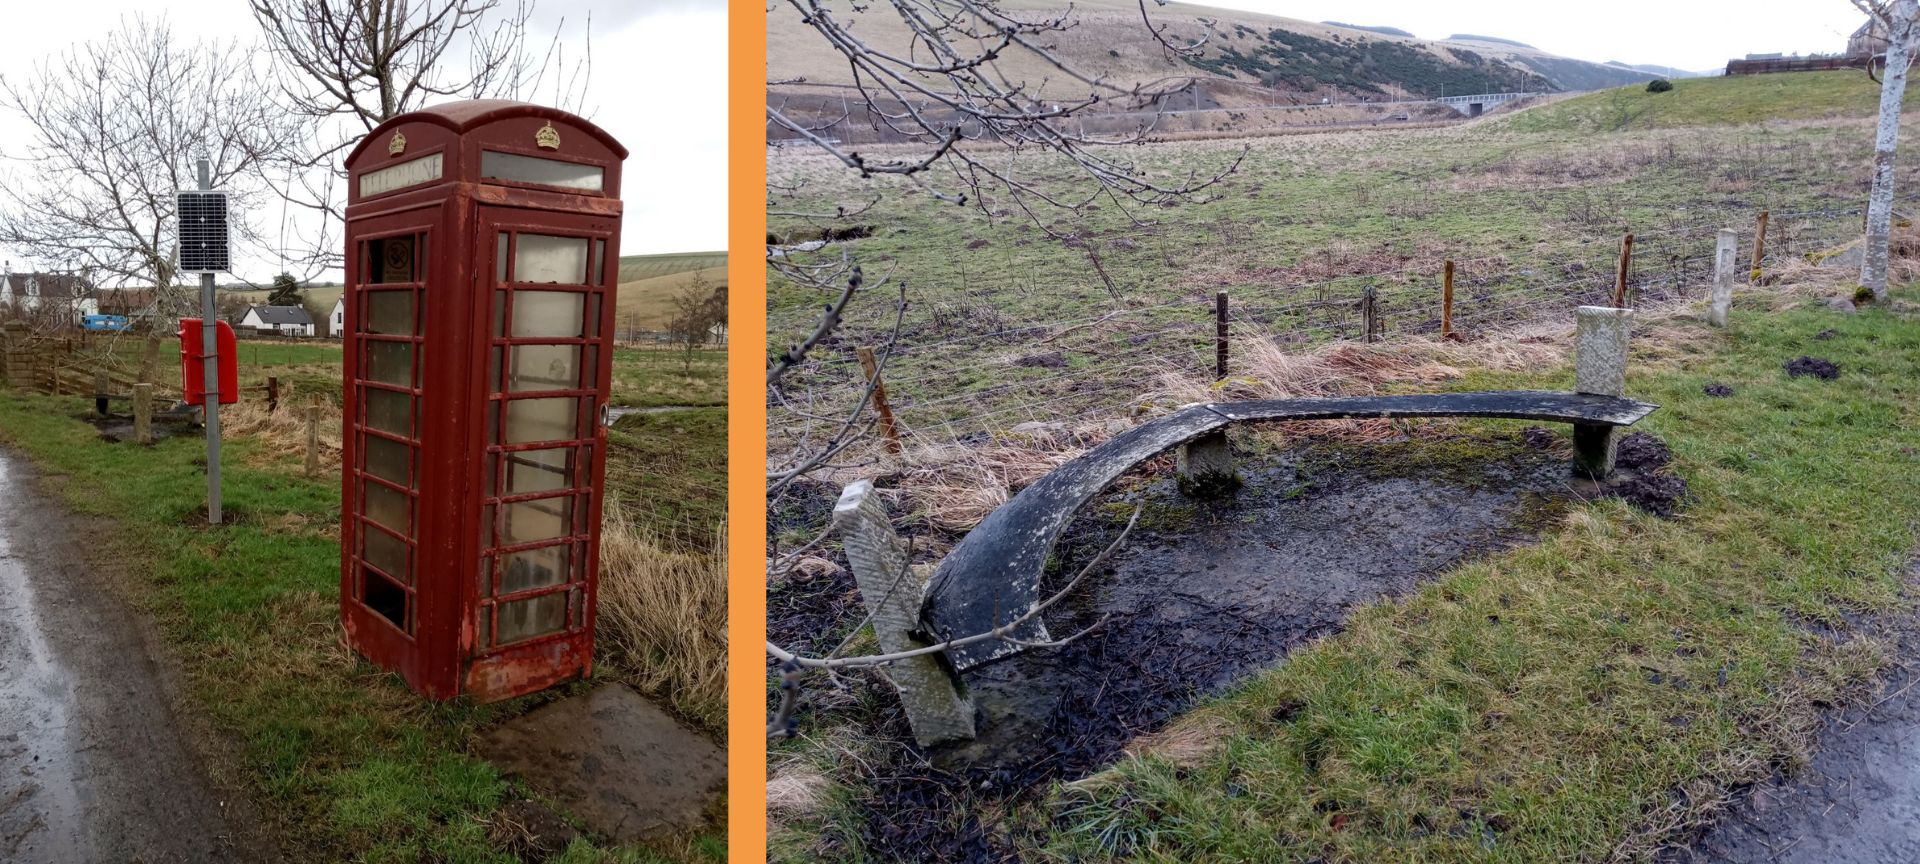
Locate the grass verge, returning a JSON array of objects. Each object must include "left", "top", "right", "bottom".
[{"left": 0, "top": 396, "right": 725, "bottom": 862}]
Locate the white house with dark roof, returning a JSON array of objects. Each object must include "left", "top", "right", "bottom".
[
  {"left": 329, "top": 298, "right": 346, "bottom": 337},
  {"left": 239, "top": 305, "right": 315, "bottom": 337}
]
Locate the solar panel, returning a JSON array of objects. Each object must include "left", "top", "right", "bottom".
[{"left": 177, "top": 190, "right": 230, "bottom": 273}]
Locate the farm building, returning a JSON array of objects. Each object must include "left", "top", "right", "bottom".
[
  {"left": 239, "top": 304, "right": 315, "bottom": 337},
  {"left": 1850, "top": 18, "right": 1890, "bottom": 57},
  {"left": 329, "top": 298, "right": 345, "bottom": 337}
]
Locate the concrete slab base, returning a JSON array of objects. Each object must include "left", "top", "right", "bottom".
[{"left": 475, "top": 683, "right": 725, "bottom": 842}]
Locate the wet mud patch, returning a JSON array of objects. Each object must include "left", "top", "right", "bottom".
[
  {"left": 84, "top": 412, "right": 197, "bottom": 444},
  {"left": 941, "top": 436, "right": 1578, "bottom": 775},
  {"left": 819, "top": 436, "right": 1586, "bottom": 863}
]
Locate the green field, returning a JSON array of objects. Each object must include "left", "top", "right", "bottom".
[
  {"left": 767, "top": 72, "right": 1894, "bottom": 437},
  {"left": 1507, "top": 70, "right": 1916, "bottom": 133}
]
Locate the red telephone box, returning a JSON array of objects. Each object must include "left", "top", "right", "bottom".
[
  {"left": 178, "top": 318, "right": 238, "bottom": 406},
  {"left": 338, "top": 100, "right": 625, "bottom": 702}
]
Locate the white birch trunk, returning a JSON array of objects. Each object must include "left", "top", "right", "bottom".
[{"left": 1864, "top": 0, "right": 1919, "bottom": 300}]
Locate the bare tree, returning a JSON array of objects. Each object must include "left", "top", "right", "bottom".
[
  {"left": 248, "top": 0, "right": 594, "bottom": 272},
  {"left": 0, "top": 17, "right": 303, "bottom": 338},
  {"left": 666, "top": 272, "right": 726, "bottom": 373},
  {"left": 1855, "top": 0, "right": 1918, "bottom": 300},
  {"left": 768, "top": 0, "right": 1236, "bottom": 226}
]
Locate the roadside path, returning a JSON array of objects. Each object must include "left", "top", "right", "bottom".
[{"left": 0, "top": 449, "right": 269, "bottom": 863}]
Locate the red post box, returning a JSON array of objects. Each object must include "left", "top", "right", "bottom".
[
  {"left": 338, "top": 101, "right": 626, "bottom": 701},
  {"left": 178, "top": 318, "right": 238, "bottom": 406}
]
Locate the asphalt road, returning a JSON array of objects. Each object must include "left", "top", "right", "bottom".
[{"left": 0, "top": 449, "right": 270, "bottom": 863}]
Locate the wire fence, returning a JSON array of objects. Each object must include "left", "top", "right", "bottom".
[{"left": 772, "top": 201, "right": 1882, "bottom": 449}]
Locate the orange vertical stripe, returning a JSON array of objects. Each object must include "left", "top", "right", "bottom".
[{"left": 727, "top": 0, "right": 768, "bottom": 859}]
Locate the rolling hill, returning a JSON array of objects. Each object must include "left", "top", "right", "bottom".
[
  {"left": 767, "top": 0, "right": 1672, "bottom": 105},
  {"left": 614, "top": 251, "right": 727, "bottom": 333}
]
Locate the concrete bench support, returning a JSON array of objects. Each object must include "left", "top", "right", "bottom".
[
  {"left": 834, "top": 480, "right": 975, "bottom": 746},
  {"left": 1573, "top": 306, "right": 1633, "bottom": 478},
  {"left": 1177, "top": 429, "right": 1238, "bottom": 497}
]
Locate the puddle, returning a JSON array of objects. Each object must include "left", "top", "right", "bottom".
[
  {"left": 942, "top": 438, "right": 1577, "bottom": 776},
  {"left": 607, "top": 405, "right": 704, "bottom": 423}
]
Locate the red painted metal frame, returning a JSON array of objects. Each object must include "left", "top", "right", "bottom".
[{"left": 339, "top": 101, "right": 623, "bottom": 702}]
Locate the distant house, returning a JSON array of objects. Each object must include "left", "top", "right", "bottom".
[
  {"left": 239, "top": 305, "right": 315, "bottom": 337},
  {"left": 329, "top": 298, "right": 346, "bottom": 338},
  {"left": 2, "top": 264, "right": 96, "bottom": 325},
  {"left": 707, "top": 321, "right": 728, "bottom": 345},
  {"left": 1851, "top": 19, "right": 1890, "bottom": 57}
]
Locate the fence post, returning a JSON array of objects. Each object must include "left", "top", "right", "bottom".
[
  {"left": 1361, "top": 284, "right": 1379, "bottom": 343},
  {"left": 267, "top": 376, "right": 279, "bottom": 414},
  {"left": 2, "top": 321, "right": 30, "bottom": 390},
  {"left": 1711, "top": 229, "right": 1738, "bottom": 328},
  {"left": 833, "top": 479, "right": 974, "bottom": 747},
  {"left": 50, "top": 359, "right": 61, "bottom": 395},
  {"left": 139, "top": 335, "right": 158, "bottom": 384},
  {"left": 95, "top": 372, "right": 110, "bottom": 416},
  {"left": 1441, "top": 260, "right": 1455, "bottom": 340},
  {"left": 1751, "top": 210, "right": 1769, "bottom": 284},
  {"left": 855, "top": 347, "right": 904, "bottom": 455},
  {"left": 1573, "top": 306, "right": 1633, "bottom": 479},
  {"left": 1215, "top": 291, "right": 1229, "bottom": 380},
  {"left": 306, "top": 398, "right": 321, "bottom": 477},
  {"left": 133, "top": 383, "right": 153, "bottom": 445},
  {"left": 1613, "top": 233, "right": 1635, "bottom": 308}
]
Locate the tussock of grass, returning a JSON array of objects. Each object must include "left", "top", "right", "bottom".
[{"left": 597, "top": 501, "right": 728, "bottom": 732}]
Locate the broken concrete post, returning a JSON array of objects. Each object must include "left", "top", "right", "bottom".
[
  {"left": 132, "top": 383, "right": 153, "bottom": 445},
  {"left": 1573, "top": 306, "right": 1633, "bottom": 478},
  {"left": 833, "top": 479, "right": 975, "bottom": 747},
  {"left": 95, "top": 372, "right": 110, "bottom": 417},
  {"left": 1710, "top": 229, "right": 1737, "bottom": 328},
  {"left": 1177, "top": 429, "right": 1240, "bottom": 498}
]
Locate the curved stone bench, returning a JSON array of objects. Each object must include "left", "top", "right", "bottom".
[{"left": 919, "top": 391, "right": 1659, "bottom": 672}]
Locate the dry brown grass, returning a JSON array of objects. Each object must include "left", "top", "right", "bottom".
[
  {"left": 595, "top": 499, "right": 728, "bottom": 732},
  {"left": 219, "top": 395, "right": 343, "bottom": 474}
]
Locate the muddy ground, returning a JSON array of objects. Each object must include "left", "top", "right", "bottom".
[
  {"left": 772, "top": 433, "right": 1602, "bottom": 862},
  {"left": 0, "top": 449, "right": 274, "bottom": 863}
]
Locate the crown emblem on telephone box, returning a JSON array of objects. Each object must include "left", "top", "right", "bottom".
[
  {"left": 387, "top": 131, "right": 406, "bottom": 156},
  {"left": 535, "top": 122, "right": 561, "bottom": 150}
]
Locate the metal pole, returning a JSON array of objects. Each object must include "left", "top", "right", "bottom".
[{"left": 198, "top": 156, "right": 222, "bottom": 524}]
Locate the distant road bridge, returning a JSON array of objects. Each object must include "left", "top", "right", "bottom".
[{"left": 1435, "top": 92, "right": 1541, "bottom": 117}]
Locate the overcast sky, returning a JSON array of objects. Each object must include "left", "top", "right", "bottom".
[
  {"left": 0, "top": 0, "right": 725, "bottom": 285},
  {"left": 1199, "top": 1, "right": 1869, "bottom": 73}
]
